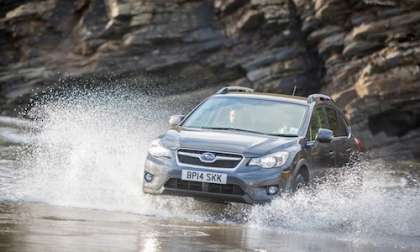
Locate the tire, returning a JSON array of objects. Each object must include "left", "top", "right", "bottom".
[{"left": 292, "top": 173, "right": 306, "bottom": 193}]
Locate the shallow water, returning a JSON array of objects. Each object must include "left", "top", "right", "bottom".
[
  {"left": 0, "top": 88, "right": 419, "bottom": 251},
  {"left": 1, "top": 202, "right": 420, "bottom": 252}
]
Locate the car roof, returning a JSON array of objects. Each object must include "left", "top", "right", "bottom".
[{"left": 212, "top": 92, "right": 309, "bottom": 106}]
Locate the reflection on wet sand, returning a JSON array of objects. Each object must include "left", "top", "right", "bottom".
[{"left": 0, "top": 203, "right": 419, "bottom": 252}]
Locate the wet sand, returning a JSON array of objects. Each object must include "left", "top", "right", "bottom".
[{"left": 0, "top": 202, "right": 419, "bottom": 252}]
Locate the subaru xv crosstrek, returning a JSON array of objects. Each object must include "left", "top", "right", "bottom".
[{"left": 143, "top": 86, "right": 362, "bottom": 204}]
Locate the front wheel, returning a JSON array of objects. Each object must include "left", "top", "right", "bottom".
[{"left": 292, "top": 173, "right": 306, "bottom": 193}]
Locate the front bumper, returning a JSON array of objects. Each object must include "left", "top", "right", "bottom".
[{"left": 142, "top": 155, "right": 291, "bottom": 204}]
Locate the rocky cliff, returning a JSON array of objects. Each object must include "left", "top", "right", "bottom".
[{"left": 1, "top": 0, "right": 419, "bottom": 159}]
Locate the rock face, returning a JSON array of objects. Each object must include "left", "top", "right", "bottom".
[
  {"left": 0, "top": 0, "right": 419, "bottom": 159},
  {"left": 292, "top": 0, "right": 420, "bottom": 159}
]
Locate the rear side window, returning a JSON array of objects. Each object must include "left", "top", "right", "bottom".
[
  {"left": 326, "top": 107, "right": 339, "bottom": 136},
  {"left": 307, "top": 106, "right": 328, "bottom": 141},
  {"left": 326, "top": 107, "right": 347, "bottom": 137}
]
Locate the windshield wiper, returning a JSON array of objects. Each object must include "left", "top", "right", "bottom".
[
  {"left": 199, "top": 127, "right": 265, "bottom": 135},
  {"left": 267, "top": 133, "right": 298, "bottom": 137},
  {"left": 199, "top": 127, "right": 298, "bottom": 137}
]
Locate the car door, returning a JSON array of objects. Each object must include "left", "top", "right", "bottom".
[
  {"left": 325, "top": 106, "right": 352, "bottom": 167},
  {"left": 306, "top": 105, "right": 336, "bottom": 178}
]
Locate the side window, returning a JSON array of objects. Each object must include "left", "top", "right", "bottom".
[
  {"left": 326, "top": 107, "right": 339, "bottom": 136},
  {"left": 307, "top": 106, "right": 328, "bottom": 141}
]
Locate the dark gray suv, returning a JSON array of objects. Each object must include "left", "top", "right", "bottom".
[{"left": 143, "top": 87, "right": 362, "bottom": 204}]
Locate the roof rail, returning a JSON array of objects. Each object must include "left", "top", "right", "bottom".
[
  {"left": 216, "top": 86, "right": 254, "bottom": 95},
  {"left": 307, "top": 94, "right": 333, "bottom": 103}
]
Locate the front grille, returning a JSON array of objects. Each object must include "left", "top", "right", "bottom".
[
  {"left": 177, "top": 149, "right": 242, "bottom": 168},
  {"left": 165, "top": 178, "right": 245, "bottom": 196}
]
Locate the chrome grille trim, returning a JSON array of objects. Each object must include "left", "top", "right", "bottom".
[
  {"left": 176, "top": 148, "right": 244, "bottom": 169},
  {"left": 177, "top": 151, "right": 242, "bottom": 161}
]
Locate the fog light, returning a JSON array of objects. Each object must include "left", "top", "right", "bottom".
[
  {"left": 144, "top": 172, "right": 154, "bottom": 183},
  {"left": 267, "top": 185, "right": 279, "bottom": 195}
]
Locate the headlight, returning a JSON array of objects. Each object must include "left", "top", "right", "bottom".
[
  {"left": 148, "top": 139, "right": 171, "bottom": 159},
  {"left": 249, "top": 151, "right": 289, "bottom": 169}
]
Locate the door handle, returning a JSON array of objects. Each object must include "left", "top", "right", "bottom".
[{"left": 329, "top": 150, "right": 335, "bottom": 156}]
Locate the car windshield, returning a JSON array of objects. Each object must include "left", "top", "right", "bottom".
[{"left": 182, "top": 96, "right": 307, "bottom": 136}]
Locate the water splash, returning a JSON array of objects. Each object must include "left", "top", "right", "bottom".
[
  {"left": 248, "top": 161, "right": 420, "bottom": 237},
  {"left": 13, "top": 87, "right": 205, "bottom": 216}
]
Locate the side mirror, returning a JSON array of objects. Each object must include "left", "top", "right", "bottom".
[
  {"left": 169, "top": 115, "right": 184, "bottom": 128},
  {"left": 316, "top": 128, "right": 334, "bottom": 143}
]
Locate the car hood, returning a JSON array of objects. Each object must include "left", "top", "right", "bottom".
[{"left": 160, "top": 128, "right": 297, "bottom": 157}]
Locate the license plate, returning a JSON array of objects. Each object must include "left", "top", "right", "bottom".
[{"left": 181, "top": 170, "right": 227, "bottom": 184}]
